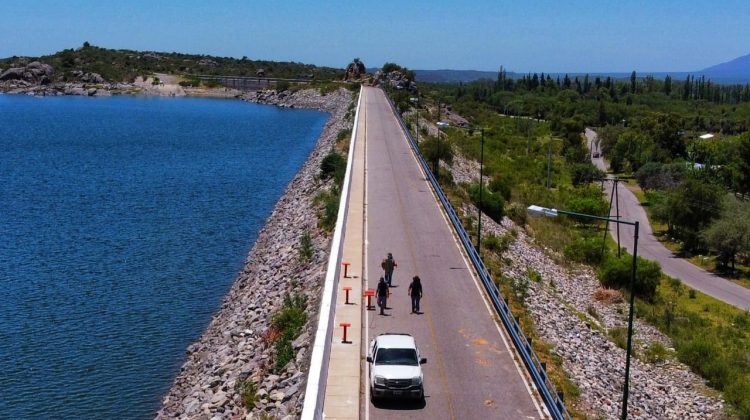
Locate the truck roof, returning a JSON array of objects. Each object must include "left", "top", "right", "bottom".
[{"left": 375, "top": 333, "right": 416, "bottom": 349}]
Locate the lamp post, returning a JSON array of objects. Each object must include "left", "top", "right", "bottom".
[
  {"left": 527, "top": 205, "right": 639, "bottom": 420},
  {"left": 438, "top": 122, "right": 485, "bottom": 254}
]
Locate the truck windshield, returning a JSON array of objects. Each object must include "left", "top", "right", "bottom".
[{"left": 375, "top": 348, "right": 418, "bottom": 365}]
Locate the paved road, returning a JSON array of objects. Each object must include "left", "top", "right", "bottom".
[
  {"left": 586, "top": 128, "right": 750, "bottom": 310},
  {"left": 361, "top": 87, "right": 543, "bottom": 419}
]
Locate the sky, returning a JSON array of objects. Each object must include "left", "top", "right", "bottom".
[{"left": 1, "top": 0, "right": 749, "bottom": 73}]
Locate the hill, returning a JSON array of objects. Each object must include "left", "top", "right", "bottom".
[
  {"left": 700, "top": 53, "right": 750, "bottom": 83},
  {"left": 0, "top": 43, "right": 344, "bottom": 83}
]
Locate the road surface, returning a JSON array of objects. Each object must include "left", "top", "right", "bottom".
[
  {"left": 586, "top": 128, "right": 750, "bottom": 310},
  {"left": 361, "top": 87, "right": 543, "bottom": 419}
]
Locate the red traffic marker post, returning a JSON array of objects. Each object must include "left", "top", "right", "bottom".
[
  {"left": 342, "top": 262, "right": 351, "bottom": 278},
  {"left": 343, "top": 286, "right": 352, "bottom": 304},
  {"left": 340, "top": 322, "right": 352, "bottom": 344},
  {"left": 364, "top": 289, "right": 376, "bottom": 311}
]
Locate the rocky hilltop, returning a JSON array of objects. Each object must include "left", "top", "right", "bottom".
[{"left": 156, "top": 87, "right": 353, "bottom": 420}]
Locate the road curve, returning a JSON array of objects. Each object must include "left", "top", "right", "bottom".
[
  {"left": 361, "top": 87, "right": 543, "bottom": 419},
  {"left": 586, "top": 128, "right": 750, "bottom": 310}
]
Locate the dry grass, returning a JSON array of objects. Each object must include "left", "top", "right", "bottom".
[{"left": 593, "top": 287, "right": 624, "bottom": 304}]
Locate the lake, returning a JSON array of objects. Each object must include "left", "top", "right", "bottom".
[{"left": 0, "top": 94, "right": 328, "bottom": 419}]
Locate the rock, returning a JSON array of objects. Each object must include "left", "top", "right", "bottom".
[
  {"left": 343, "top": 58, "right": 366, "bottom": 81},
  {"left": 0, "top": 61, "right": 54, "bottom": 84},
  {"left": 291, "top": 332, "right": 309, "bottom": 349},
  {"left": 269, "top": 390, "right": 285, "bottom": 402},
  {"left": 184, "top": 399, "right": 200, "bottom": 415},
  {"left": 282, "top": 383, "right": 300, "bottom": 402}
]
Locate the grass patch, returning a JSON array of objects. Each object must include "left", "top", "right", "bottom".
[
  {"left": 314, "top": 188, "right": 340, "bottom": 231},
  {"left": 637, "top": 280, "right": 750, "bottom": 418},
  {"left": 236, "top": 379, "right": 259, "bottom": 410},
  {"left": 607, "top": 327, "right": 630, "bottom": 351},
  {"left": 642, "top": 341, "right": 671, "bottom": 364},
  {"left": 298, "top": 230, "right": 314, "bottom": 262}
]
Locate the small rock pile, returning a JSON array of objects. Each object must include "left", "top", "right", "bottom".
[
  {"left": 155, "top": 88, "right": 354, "bottom": 419},
  {"left": 448, "top": 149, "right": 725, "bottom": 418}
]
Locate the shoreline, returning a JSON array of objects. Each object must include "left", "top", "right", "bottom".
[{"left": 155, "top": 87, "right": 354, "bottom": 419}]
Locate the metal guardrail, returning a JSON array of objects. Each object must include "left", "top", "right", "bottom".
[
  {"left": 300, "top": 87, "right": 363, "bottom": 420},
  {"left": 384, "top": 92, "right": 572, "bottom": 420}
]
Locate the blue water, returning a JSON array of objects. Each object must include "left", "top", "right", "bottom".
[{"left": 0, "top": 95, "right": 327, "bottom": 419}]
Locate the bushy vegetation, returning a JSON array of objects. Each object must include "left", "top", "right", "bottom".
[
  {"left": 320, "top": 149, "right": 346, "bottom": 186},
  {"left": 236, "top": 379, "right": 259, "bottom": 409},
  {"left": 314, "top": 188, "right": 340, "bottom": 232},
  {"left": 271, "top": 294, "right": 307, "bottom": 371},
  {"left": 638, "top": 283, "right": 750, "bottom": 418},
  {"left": 0, "top": 42, "right": 344, "bottom": 83},
  {"left": 599, "top": 253, "right": 662, "bottom": 300},
  {"left": 298, "top": 230, "right": 314, "bottom": 262}
]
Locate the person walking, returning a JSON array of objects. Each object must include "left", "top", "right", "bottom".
[
  {"left": 381, "top": 252, "right": 398, "bottom": 286},
  {"left": 408, "top": 276, "right": 423, "bottom": 314},
  {"left": 376, "top": 276, "right": 390, "bottom": 315}
]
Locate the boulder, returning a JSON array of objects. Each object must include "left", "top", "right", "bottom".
[
  {"left": 343, "top": 58, "right": 366, "bottom": 81},
  {"left": 0, "top": 61, "right": 54, "bottom": 84}
]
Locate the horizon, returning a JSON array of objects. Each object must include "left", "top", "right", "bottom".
[{"left": 1, "top": 0, "right": 749, "bottom": 73}]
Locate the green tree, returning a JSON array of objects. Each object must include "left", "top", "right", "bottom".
[
  {"left": 667, "top": 179, "right": 724, "bottom": 251},
  {"left": 702, "top": 195, "right": 750, "bottom": 270},
  {"left": 630, "top": 70, "right": 637, "bottom": 94},
  {"left": 728, "top": 132, "right": 750, "bottom": 196},
  {"left": 570, "top": 163, "right": 605, "bottom": 186}
]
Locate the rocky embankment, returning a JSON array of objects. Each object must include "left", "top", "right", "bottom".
[
  {"left": 155, "top": 88, "right": 353, "bottom": 420},
  {"left": 449, "top": 156, "right": 725, "bottom": 419}
]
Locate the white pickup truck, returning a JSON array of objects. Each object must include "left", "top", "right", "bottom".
[{"left": 366, "top": 333, "right": 427, "bottom": 401}]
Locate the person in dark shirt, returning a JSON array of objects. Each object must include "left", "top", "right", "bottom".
[
  {"left": 376, "top": 276, "right": 390, "bottom": 315},
  {"left": 408, "top": 276, "right": 423, "bottom": 314},
  {"left": 381, "top": 252, "right": 398, "bottom": 286}
]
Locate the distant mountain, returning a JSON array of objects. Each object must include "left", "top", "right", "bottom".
[{"left": 700, "top": 53, "right": 750, "bottom": 83}]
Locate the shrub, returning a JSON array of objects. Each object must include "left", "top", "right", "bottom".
[
  {"left": 643, "top": 341, "right": 669, "bottom": 363},
  {"left": 564, "top": 236, "right": 607, "bottom": 265},
  {"left": 506, "top": 202, "right": 528, "bottom": 226},
  {"left": 271, "top": 294, "right": 308, "bottom": 371},
  {"left": 236, "top": 380, "right": 259, "bottom": 409},
  {"left": 599, "top": 253, "right": 662, "bottom": 300},
  {"left": 315, "top": 188, "right": 340, "bottom": 231},
  {"left": 468, "top": 183, "right": 505, "bottom": 222},
  {"left": 483, "top": 232, "right": 513, "bottom": 254},
  {"left": 299, "top": 231, "right": 313, "bottom": 262},
  {"left": 320, "top": 149, "right": 346, "bottom": 186},
  {"left": 489, "top": 177, "right": 512, "bottom": 201}
]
